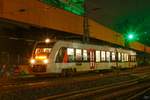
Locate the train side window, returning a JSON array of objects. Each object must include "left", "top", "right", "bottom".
[
  {"left": 101, "top": 51, "right": 105, "bottom": 61},
  {"left": 127, "top": 54, "right": 129, "bottom": 61},
  {"left": 134, "top": 56, "right": 136, "bottom": 61},
  {"left": 124, "top": 54, "right": 126, "bottom": 61},
  {"left": 55, "top": 47, "right": 67, "bottom": 63},
  {"left": 124, "top": 54, "right": 128, "bottom": 61},
  {"left": 83, "top": 50, "right": 88, "bottom": 62},
  {"left": 67, "top": 48, "right": 75, "bottom": 62},
  {"left": 106, "top": 51, "right": 110, "bottom": 62},
  {"left": 130, "top": 55, "right": 133, "bottom": 62},
  {"left": 96, "top": 51, "right": 100, "bottom": 62},
  {"left": 112, "top": 52, "right": 116, "bottom": 61},
  {"left": 118, "top": 52, "right": 121, "bottom": 61},
  {"left": 76, "top": 49, "right": 82, "bottom": 62},
  {"left": 122, "top": 53, "right": 124, "bottom": 62},
  {"left": 131, "top": 55, "right": 136, "bottom": 62}
]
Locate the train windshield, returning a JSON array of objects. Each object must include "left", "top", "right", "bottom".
[
  {"left": 34, "top": 42, "right": 55, "bottom": 57},
  {"left": 35, "top": 48, "right": 51, "bottom": 55}
]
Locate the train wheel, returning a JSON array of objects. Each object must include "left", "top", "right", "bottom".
[{"left": 61, "top": 69, "right": 67, "bottom": 77}]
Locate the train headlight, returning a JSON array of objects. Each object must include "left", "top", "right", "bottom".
[
  {"left": 30, "top": 59, "right": 36, "bottom": 64},
  {"left": 45, "top": 38, "right": 50, "bottom": 43},
  {"left": 43, "top": 59, "right": 49, "bottom": 64},
  {"left": 35, "top": 56, "right": 47, "bottom": 60}
]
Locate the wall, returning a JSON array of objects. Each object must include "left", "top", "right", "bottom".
[{"left": 0, "top": 0, "right": 83, "bottom": 34}]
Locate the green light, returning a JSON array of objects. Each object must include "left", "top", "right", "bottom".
[
  {"left": 128, "top": 34, "right": 134, "bottom": 39},
  {"left": 124, "top": 31, "right": 138, "bottom": 47},
  {"left": 125, "top": 31, "right": 136, "bottom": 40},
  {"left": 41, "top": 0, "right": 84, "bottom": 15},
  {"left": 124, "top": 31, "right": 138, "bottom": 43}
]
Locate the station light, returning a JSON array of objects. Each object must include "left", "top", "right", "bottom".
[{"left": 45, "top": 38, "right": 50, "bottom": 43}]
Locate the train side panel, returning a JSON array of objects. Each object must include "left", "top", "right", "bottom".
[{"left": 45, "top": 41, "right": 137, "bottom": 74}]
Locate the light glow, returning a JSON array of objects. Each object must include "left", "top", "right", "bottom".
[
  {"left": 128, "top": 34, "right": 133, "bottom": 39},
  {"left": 35, "top": 56, "right": 47, "bottom": 60},
  {"left": 45, "top": 38, "right": 50, "bottom": 43},
  {"left": 43, "top": 59, "right": 49, "bottom": 64},
  {"left": 30, "top": 59, "right": 35, "bottom": 64}
]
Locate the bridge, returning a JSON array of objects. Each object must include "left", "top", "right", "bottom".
[{"left": 0, "top": 0, "right": 150, "bottom": 64}]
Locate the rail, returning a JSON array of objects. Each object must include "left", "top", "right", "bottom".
[
  {"left": 39, "top": 75, "right": 150, "bottom": 100},
  {"left": 127, "top": 87, "right": 150, "bottom": 100}
]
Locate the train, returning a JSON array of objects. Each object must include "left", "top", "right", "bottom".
[{"left": 30, "top": 40, "right": 137, "bottom": 75}]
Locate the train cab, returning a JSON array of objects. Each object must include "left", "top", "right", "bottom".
[{"left": 30, "top": 41, "right": 55, "bottom": 73}]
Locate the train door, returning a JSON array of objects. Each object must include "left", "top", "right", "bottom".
[{"left": 89, "top": 49, "right": 95, "bottom": 70}]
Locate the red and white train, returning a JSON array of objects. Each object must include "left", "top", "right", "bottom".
[{"left": 30, "top": 40, "right": 137, "bottom": 74}]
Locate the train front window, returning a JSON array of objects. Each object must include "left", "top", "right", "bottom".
[
  {"left": 35, "top": 48, "right": 51, "bottom": 55},
  {"left": 34, "top": 48, "right": 51, "bottom": 60},
  {"left": 34, "top": 42, "right": 55, "bottom": 56}
]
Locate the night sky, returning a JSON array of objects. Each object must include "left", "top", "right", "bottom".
[{"left": 87, "top": 0, "right": 150, "bottom": 46}]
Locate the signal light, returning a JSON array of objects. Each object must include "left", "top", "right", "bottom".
[
  {"left": 125, "top": 31, "right": 136, "bottom": 41},
  {"left": 128, "top": 34, "right": 134, "bottom": 39}
]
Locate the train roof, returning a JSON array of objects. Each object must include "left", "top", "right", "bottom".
[{"left": 55, "top": 40, "right": 136, "bottom": 55}]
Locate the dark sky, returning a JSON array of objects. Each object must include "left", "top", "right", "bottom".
[{"left": 87, "top": 0, "right": 150, "bottom": 46}]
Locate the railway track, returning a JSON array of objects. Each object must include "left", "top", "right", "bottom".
[
  {"left": 0, "top": 67, "right": 150, "bottom": 100},
  {"left": 127, "top": 87, "right": 150, "bottom": 100},
  {"left": 39, "top": 75, "right": 150, "bottom": 100},
  {"left": 0, "top": 66, "right": 149, "bottom": 85},
  {"left": 0, "top": 66, "right": 149, "bottom": 88}
]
